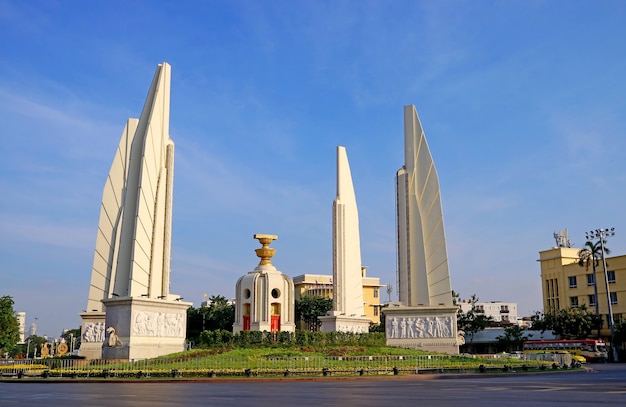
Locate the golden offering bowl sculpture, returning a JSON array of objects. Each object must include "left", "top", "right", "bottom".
[{"left": 254, "top": 234, "right": 278, "bottom": 266}]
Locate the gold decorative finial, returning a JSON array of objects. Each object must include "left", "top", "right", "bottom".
[{"left": 254, "top": 234, "right": 278, "bottom": 266}]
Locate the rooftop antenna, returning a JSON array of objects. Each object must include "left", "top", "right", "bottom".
[
  {"left": 386, "top": 283, "right": 393, "bottom": 303},
  {"left": 553, "top": 228, "right": 572, "bottom": 248}
]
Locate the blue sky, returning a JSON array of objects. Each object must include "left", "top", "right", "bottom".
[{"left": 1, "top": 0, "right": 625, "bottom": 338}]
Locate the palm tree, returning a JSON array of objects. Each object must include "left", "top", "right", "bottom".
[{"left": 578, "top": 240, "right": 610, "bottom": 336}]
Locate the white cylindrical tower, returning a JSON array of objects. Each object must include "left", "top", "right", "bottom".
[{"left": 233, "top": 234, "right": 295, "bottom": 333}]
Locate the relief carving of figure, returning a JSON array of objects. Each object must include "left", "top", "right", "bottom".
[
  {"left": 399, "top": 318, "right": 407, "bottom": 338},
  {"left": 134, "top": 311, "right": 148, "bottom": 335},
  {"left": 412, "top": 318, "right": 422, "bottom": 338},
  {"left": 406, "top": 318, "right": 415, "bottom": 338},
  {"left": 426, "top": 317, "right": 435, "bottom": 337},
  {"left": 390, "top": 317, "right": 398, "bottom": 338},
  {"left": 438, "top": 316, "right": 452, "bottom": 338},
  {"left": 432, "top": 317, "right": 441, "bottom": 337}
]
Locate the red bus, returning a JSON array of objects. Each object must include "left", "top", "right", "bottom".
[{"left": 522, "top": 339, "right": 607, "bottom": 362}]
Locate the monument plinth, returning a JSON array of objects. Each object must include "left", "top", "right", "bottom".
[
  {"left": 101, "top": 297, "right": 191, "bottom": 360},
  {"left": 233, "top": 234, "right": 295, "bottom": 333},
  {"left": 78, "top": 311, "right": 106, "bottom": 360},
  {"left": 383, "top": 304, "right": 460, "bottom": 353},
  {"left": 387, "top": 105, "right": 459, "bottom": 353}
]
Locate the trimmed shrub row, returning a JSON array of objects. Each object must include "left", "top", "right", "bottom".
[{"left": 199, "top": 330, "right": 386, "bottom": 348}]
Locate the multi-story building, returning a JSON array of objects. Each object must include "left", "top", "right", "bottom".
[
  {"left": 538, "top": 246, "right": 626, "bottom": 338},
  {"left": 293, "top": 268, "right": 383, "bottom": 325},
  {"left": 458, "top": 300, "right": 519, "bottom": 324}
]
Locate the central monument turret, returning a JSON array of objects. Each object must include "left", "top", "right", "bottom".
[{"left": 233, "top": 234, "right": 295, "bottom": 333}]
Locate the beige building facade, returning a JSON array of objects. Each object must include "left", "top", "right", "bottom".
[
  {"left": 293, "top": 270, "right": 383, "bottom": 325},
  {"left": 458, "top": 301, "right": 519, "bottom": 324},
  {"left": 539, "top": 247, "right": 626, "bottom": 338}
]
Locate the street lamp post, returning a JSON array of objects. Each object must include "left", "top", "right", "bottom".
[{"left": 586, "top": 227, "right": 618, "bottom": 362}]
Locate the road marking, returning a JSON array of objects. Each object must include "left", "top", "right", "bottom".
[{"left": 536, "top": 387, "right": 572, "bottom": 392}]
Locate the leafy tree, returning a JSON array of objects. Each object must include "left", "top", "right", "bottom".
[
  {"left": 451, "top": 290, "right": 461, "bottom": 306},
  {"left": 60, "top": 328, "right": 81, "bottom": 353},
  {"left": 204, "top": 295, "right": 235, "bottom": 331},
  {"left": 17, "top": 335, "right": 48, "bottom": 358},
  {"left": 186, "top": 295, "right": 235, "bottom": 345},
  {"left": 530, "top": 310, "right": 551, "bottom": 333},
  {"left": 295, "top": 296, "right": 332, "bottom": 331},
  {"left": 456, "top": 294, "right": 493, "bottom": 347},
  {"left": 186, "top": 306, "right": 204, "bottom": 343},
  {"left": 578, "top": 240, "right": 609, "bottom": 332},
  {"left": 0, "top": 296, "right": 20, "bottom": 355},
  {"left": 531, "top": 306, "right": 601, "bottom": 339},
  {"left": 496, "top": 325, "right": 533, "bottom": 352}
]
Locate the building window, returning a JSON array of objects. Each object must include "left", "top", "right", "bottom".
[
  {"left": 607, "top": 270, "right": 616, "bottom": 284},
  {"left": 568, "top": 276, "right": 577, "bottom": 288},
  {"left": 570, "top": 296, "right": 579, "bottom": 308},
  {"left": 610, "top": 292, "right": 618, "bottom": 305},
  {"left": 373, "top": 287, "right": 379, "bottom": 298},
  {"left": 587, "top": 274, "right": 595, "bottom": 286},
  {"left": 588, "top": 294, "right": 597, "bottom": 306},
  {"left": 374, "top": 307, "right": 379, "bottom": 316}
]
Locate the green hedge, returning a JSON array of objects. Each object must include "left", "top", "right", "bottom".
[{"left": 198, "top": 330, "right": 386, "bottom": 349}]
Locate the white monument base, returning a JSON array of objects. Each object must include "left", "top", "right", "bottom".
[
  {"left": 78, "top": 311, "right": 106, "bottom": 359},
  {"left": 101, "top": 297, "right": 191, "bottom": 360},
  {"left": 384, "top": 304, "right": 460, "bottom": 354},
  {"left": 319, "top": 312, "right": 371, "bottom": 333}
]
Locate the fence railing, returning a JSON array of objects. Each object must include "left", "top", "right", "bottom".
[{"left": 0, "top": 355, "right": 559, "bottom": 378}]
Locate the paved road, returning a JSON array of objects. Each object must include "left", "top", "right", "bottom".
[{"left": 1, "top": 364, "right": 625, "bottom": 406}]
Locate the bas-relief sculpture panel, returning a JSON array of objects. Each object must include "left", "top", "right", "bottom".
[
  {"left": 386, "top": 316, "right": 454, "bottom": 339},
  {"left": 83, "top": 322, "right": 106, "bottom": 342},
  {"left": 132, "top": 311, "right": 185, "bottom": 337},
  {"left": 335, "top": 324, "right": 369, "bottom": 334}
]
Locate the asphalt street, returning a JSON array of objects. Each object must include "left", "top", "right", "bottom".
[{"left": 1, "top": 364, "right": 624, "bottom": 406}]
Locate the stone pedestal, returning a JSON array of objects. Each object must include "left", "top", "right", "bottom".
[
  {"left": 101, "top": 297, "right": 191, "bottom": 360},
  {"left": 319, "top": 312, "right": 371, "bottom": 334},
  {"left": 384, "top": 304, "right": 460, "bottom": 354},
  {"left": 78, "top": 311, "right": 106, "bottom": 359}
]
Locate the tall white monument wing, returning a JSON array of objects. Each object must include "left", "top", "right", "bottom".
[
  {"left": 86, "top": 119, "right": 137, "bottom": 312},
  {"left": 86, "top": 62, "right": 175, "bottom": 312},
  {"left": 397, "top": 105, "right": 452, "bottom": 307},
  {"left": 333, "top": 146, "right": 365, "bottom": 317}
]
